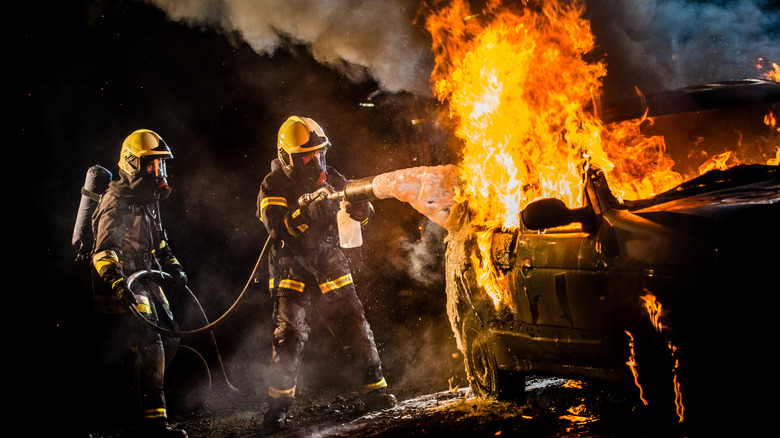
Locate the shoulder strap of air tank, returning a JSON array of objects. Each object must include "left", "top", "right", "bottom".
[{"left": 81, "top": 186, "right": 102, "bottom": 202}]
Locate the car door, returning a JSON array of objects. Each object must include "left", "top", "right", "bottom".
[{"left": 512, "top": 223, "right": 614, "bottom": 367}]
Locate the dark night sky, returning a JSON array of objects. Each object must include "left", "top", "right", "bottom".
[{"left": 21, "top": 0, "right": 780, "bottom": 431}]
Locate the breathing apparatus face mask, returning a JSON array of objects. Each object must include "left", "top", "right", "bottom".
[
  {"left": 293, "top": 149, "right": 328, "bottom": 184},
  {"left": 143, "top": 157, "right": 172, "bottom": 199}
]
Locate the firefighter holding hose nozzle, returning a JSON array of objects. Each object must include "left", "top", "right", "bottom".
[
  {"left": 257, "top": 116, "right": 397, "bottom": 430},
  {"left": 90, "top": 129, "right": 188, "bottom": 437}
]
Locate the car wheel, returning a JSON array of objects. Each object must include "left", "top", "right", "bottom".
[{"left": 463, "top": 315, "right": 526, "bottom": 402}]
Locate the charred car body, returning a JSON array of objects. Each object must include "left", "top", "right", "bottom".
[{"left": 444, "top": 80, "right": 780, "bottom": 423}]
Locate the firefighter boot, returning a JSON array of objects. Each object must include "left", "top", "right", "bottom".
[
  {"left": 139, "top": 419, "right": 188, "bottom": 438},
  {"left": 263, "top": 397, "right": 294, "bottom": 430},
  {"left": 361, "top": 388, "right": 397, "bottom": 412}
]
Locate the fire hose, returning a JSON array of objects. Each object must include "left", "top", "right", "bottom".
[
  {"left": 124, "top": 234, "right": 273, "bottom": 393},
  {"left": 126, "top": 234, "right": 271, "bottom": 336}
]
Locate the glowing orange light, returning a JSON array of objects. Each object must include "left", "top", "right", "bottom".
[
  {"left": 759, "top": 59, "right": 780, "bottom": 82},
  {"left": 638, "top": 292, "right": 686, "bottom": 423},
  {"left": 427, "top": 0, "right": 779, "bottom": 307},
  {"left": 640, "top": 291, "right": 664, "bottom": 332},
  {"left": 624, "top": 330, "right": 648, "bottom": 406},
  {"left": 469, "top": 227, "right": 504, "bottom": 307}
]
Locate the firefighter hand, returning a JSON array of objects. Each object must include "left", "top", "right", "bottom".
[
  {"left": 113, "top": 280, "right": 138, "bottom": 308},
  {"left": 305, "top": 196, "right": 334, "bottom": 223},
  {"left": 346, "top": 202, "right": 373, "bottom": 223},
  {"left": 167, "top": 265, "right": 188, "bottom": 289}
]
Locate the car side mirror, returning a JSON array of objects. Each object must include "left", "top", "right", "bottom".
[{"left": 522, "top": 198, "right": 597, "bottom": 233}]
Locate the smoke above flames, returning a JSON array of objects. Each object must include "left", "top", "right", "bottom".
[
  {"left": 144, "top": 0, "right": 780, "bottom": 101},
  {"left": 144, "top": 0, "right": 435, "bottom": 96},
  {"left": 584, "top": 0, "right": 780, "bottom": 100}
]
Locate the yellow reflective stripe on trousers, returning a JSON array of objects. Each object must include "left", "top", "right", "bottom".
[
  {"left": 319, "top": 274, "right": 353, "bottom": 294},
  {"left": 361, "top": 377, "right": 388, "bottom": 394},
  {"left": 142, "top": 408, "right": 168, "bottom": 419},
  {"left": 268, "top": 385, "right": 296, "bottom": 399},
  {"left": 268, "top": 278, "right": 306, "bottom": 293}
]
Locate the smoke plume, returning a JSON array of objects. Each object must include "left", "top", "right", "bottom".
[
  {"left": 144, "top": 0, "right": 779, "bottom": 102},
  {"left": 583, "top": 0, "right": 780, "bottom": 100},
  {"left": 144, "top": 0, "right": 434, "bottom": 96}
]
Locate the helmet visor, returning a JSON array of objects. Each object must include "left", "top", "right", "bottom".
[
  {"left": 294, "top": 149, "right": 327, "bottom": 181},
  {"left": 145, "top": 158, "right": 169, "bottom": 179}
]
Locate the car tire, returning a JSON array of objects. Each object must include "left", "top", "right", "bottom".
[{"left": 462, "top": 315, "right": 526, "bottom": 402}]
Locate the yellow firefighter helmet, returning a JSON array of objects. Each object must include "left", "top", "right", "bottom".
[
  {"left": 277, "top": 116, "right": 330, "bottom": 170},
  {"left": 118, "top": 129, "right": 173, "bottom": 176}
]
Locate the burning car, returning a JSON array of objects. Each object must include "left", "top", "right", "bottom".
[{"left": 442, "top": 80, "right": 780, "bottom": 424}]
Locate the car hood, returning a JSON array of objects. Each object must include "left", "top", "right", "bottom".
[{"left": 623, "top": 165, "right": 779, "bottom": 225}]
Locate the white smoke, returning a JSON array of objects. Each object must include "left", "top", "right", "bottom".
[
  {"left": 144, "top": 0, "right": 434, "bottom": 95},
  {"left": 400, "top": 219, "right": 447, "bottom": 285},
  {"left": 584, "top": 0, "right": 780, "bottom": 99},
  {"left": 144, "top": 0, "right": 779, "bottom": 101}
]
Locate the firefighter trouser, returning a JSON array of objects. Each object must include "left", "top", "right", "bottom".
[
  {"left": 266, "top": 245, "right": 386, "bottom": 400},
  {"left": 92, "top": 283, "right": 178, "bottom": 424}
]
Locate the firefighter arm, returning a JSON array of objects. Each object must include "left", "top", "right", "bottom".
[
  {"left": 258, "top": 194, "right": 311, "bottom": 239},
  {"left": 92, "top": 249, "right": 137, "bottom": 307},
  {"left": 154, "top": 240, "right": 187, "bottom": 288},
  {"left": 92, "top": 200, "right": 137, "bottom": 307}
]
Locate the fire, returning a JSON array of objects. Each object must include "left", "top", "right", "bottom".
[
  {"left": 624, "top": 330, "right": 647, "bottom": 406},
  {"left": 469, "top": 227, "right": 504, "bottom": 307},
  {"left": 426, "top": 0, "right": 689, "bottom": 228},
  {"left": 758, "top": 58, "right": 780, "bottom": 82},
  {"left": 639, "top": 290, "right": 664, "bottom": 332},
  {"left": 632, "top": 292, "right": 685, "bottom": 422},
  {"left": 425, "top": 0, "right": 779, "bottom": 307},
  {"left": 428, "top": 0, "right": 605, "bottom": 228}
]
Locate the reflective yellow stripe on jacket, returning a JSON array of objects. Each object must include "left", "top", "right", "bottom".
[
  {"left": 260, "top": 196, "right": 287, "bottom": 210},
  {"left": 92, "top": 249, "right": 120, "bottom": 274}
]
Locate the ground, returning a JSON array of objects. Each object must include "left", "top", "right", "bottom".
[{"left": 85, "top": 376, "right": 697, "bottom": 438}]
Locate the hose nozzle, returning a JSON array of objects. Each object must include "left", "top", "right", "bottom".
[{"left": 297, "top": 176, "right": 378, "bottom": 207}]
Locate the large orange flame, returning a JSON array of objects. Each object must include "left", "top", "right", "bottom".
[
  {"left": 426, "top": 0, "right": 778, "bottom": 307},
  {"left": 429, "top": 0, "right": 606, "bottom": 228}
]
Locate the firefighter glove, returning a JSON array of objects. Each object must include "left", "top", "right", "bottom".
[
  {"left": 167, "top": 265, "right": 188, "bottom": 290},
  {"left": 345, "top": 202, "right": 373, "bottom": 223},
  {"left": 113, "top": 279, "right": 138, "bottom": 308},
  {"left": 304, "top": 195, "right": 334, "bottom": 223}
]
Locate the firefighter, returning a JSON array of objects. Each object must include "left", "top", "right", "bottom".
[
  {"left": 257, "top": 116, "right": 397, "bottom": 430},
  {"left": 90, "top": 129, "right": 188, "bottom": 437}
]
